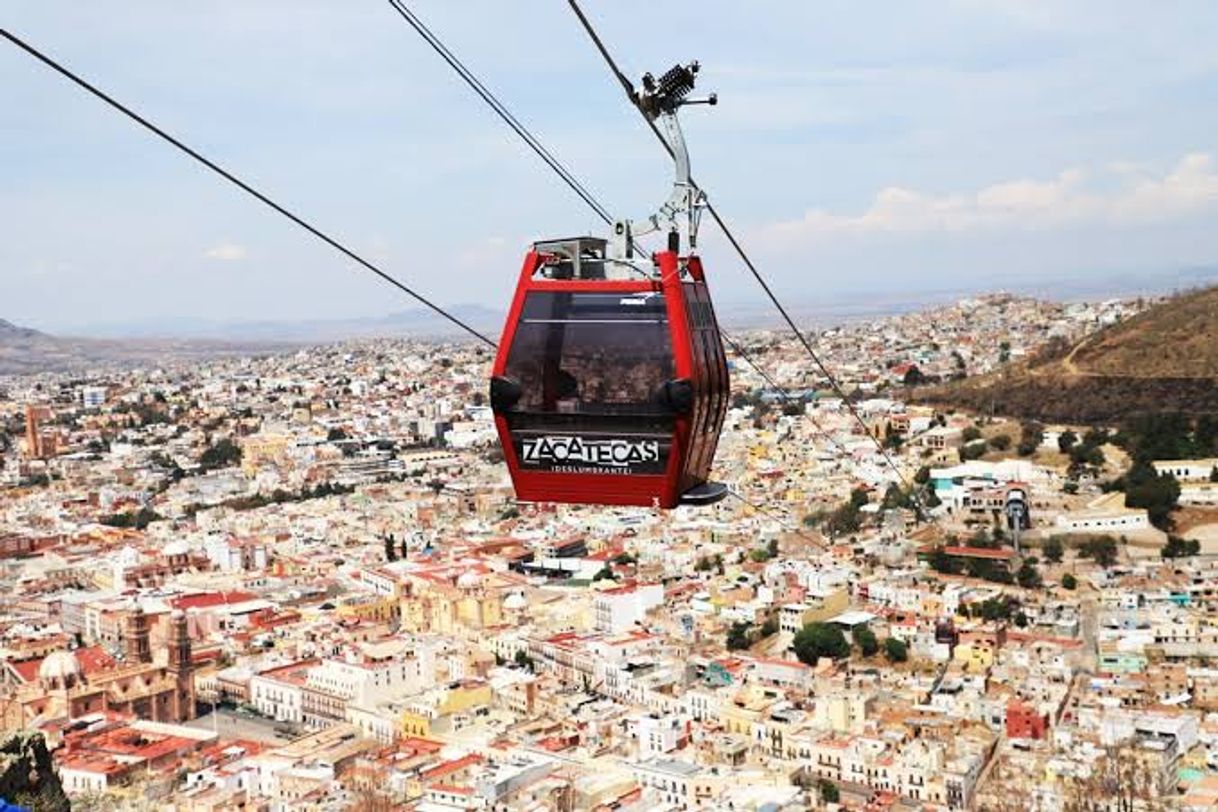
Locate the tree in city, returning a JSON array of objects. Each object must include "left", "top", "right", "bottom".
[
  {"left": 988, "top": 433, "right": 1012, "bottom": 452},
  {"left": 1060, "top": 744, "right": 1172, "bottom": 812},
  {"left": 593, "top": 565, "right": 616, "bottom": 582},
  {"left": 1058, "top": 430, "right": 1079, "bottom": 454},
  {"left": 1162, "top": 535, "right": 1201, "bottom": 559},
  {"left": 962, "top": 426, "right": 983, "bottom": 443},
  {"left": 1062, "top": 573, "right": 1078, "bottom": 590},
  {"left": 818, "top": 779, "right": 840, "bottom": 804},
  {"left": 327, "top": 427, "right": 348, "bottom": 442},
  {"left": 767, "top": 538, "right": 780, "bottom": 559},
  {"left": 852, "top": 626, "right": 879, "bottom": 657},
  {"left": 198, "top": 438, "right": 242, "bottom": 471},
  {"left": 914, "top": 465, "right": 931, "bottom": 485},
  {"left": 1043, "top": 537, "right": 1064, "bottom": 564},
  {"left": 824, "top": 498, "right": 863, "bottom": 537},
  {"left": 101, "top": 507, "right": 164, "bottom": 530},
  {"left": 1017, "top": 422, "right": 1044, "bottom": 457},
  {"left": 970, "top": 596, "right": 1020, "bottom": 622},
  {"left": 383, "top": 534, "right": 397, "bottom": 562},
  {"left": 726, "top": 621, "right": 753, "bottom": 651},
  {"left": 951, "top": 350, "right": 967, "bottom": 378},
  {"left": 928, "top": 547, "right": 964, "bottom": 576},
  {"left": 882, "top": 483, "right": 912, "bottom": 510},
  {"left": 760, "top": 617, "right": 779, "bottom": 638},
  {"left": 960, "top": 441, "right": 987, "bottom": 461},
  {"left": 346, "top": 788, "right": 398, "bottom": 812},
  {"left": 1079, "top": 536, "right": 1119, "bottom": 568},
  {"left": 884, "top": 638, "right": 909, "bottom": 663},
  {"left": 398, "top": 536, "right": 408, "bottom": 560},
  {"left": 792, "top": 623, "right": 851, "bottom": 665},
  {"left": 749, "top": 548, "right": 772, "bottom": 563},
  {"left": 1016, "top": 561, "right": 1043, "bottom": 589},
  {"left": 1123, "top": 462, "right": 1180, "bottom": 530},
  {"left": 513, "top": 650, "right": 535, "bottom": 672}
]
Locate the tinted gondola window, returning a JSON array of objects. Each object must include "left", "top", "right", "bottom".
[{"left": 504, "top": 292, "right": 674, "bottom": 415}]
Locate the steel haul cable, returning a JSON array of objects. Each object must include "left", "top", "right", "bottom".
[
  {"left": 384, "top": 1, "right": 839, "bottom": 449},
  {"left": 5, "top": 19, "right": 852, "bottom": 538},
  {"left": 0, "top": 27, "right": 497, "bottom": 349},
  {"left": 385, "top": 2, "right": 838, "bottom": 542},
  {"left": 563, "top": 0, "right": 929, "bottom": 519},
  {"left": 385, "top": 0, "right": 617, "bottom": 230}
]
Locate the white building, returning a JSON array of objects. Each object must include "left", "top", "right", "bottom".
[
  {"left": 79, "top": 386, "right": 108, "bottom": 409},
  {"left": 1153, "top": 459, "right": 1218, "bottom": 482},
  {"left": 1055, "top": 493, "right": 1150, "bottom": 533},
  {"left": 635, "top": 712, "right": 686, "bottom": 758},
  {"left": 632, "top": 758, "right": 716, "bottom": 808},
  {"left": 1179, "top": 483, "right": 1218, "bottom": 506},
  {"left": 593, "top": 583, "right": 664, "bottom": 633},
  {"left": 249, "top": 662, "right": 310, "bottom": 723}
]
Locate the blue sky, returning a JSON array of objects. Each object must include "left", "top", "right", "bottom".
[{"left": 3, "top": 1, "right": 1217, "bottom": 333}]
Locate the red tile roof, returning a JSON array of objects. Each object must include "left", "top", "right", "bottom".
[
  {"left": 420, "top": 753, "right": 483, "bottom": 781},
  {"left": 171, "top": 590, "right": 258, "bottom": 610},
  {"left": 8, "top": 645, "right": 117, "bottom": 684}
]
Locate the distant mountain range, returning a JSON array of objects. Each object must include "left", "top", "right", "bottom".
[
  {"left": 49, "top": 263, "right": 1218, "bottom": 341},
  {"left": 7, "top": 265, "right": 1218, "bottom": 376},
  {"left": 914, "top": 285, "right": 1218, "bottom": 422},
  {"left": 71, "top": 304, "right": 506, "bottom": 343},
  {"left": 0, "top": 319, "right": 46, "bottom": 341},
  {"left": 0, "top": 320, "right": 294, "bottom": 376}
]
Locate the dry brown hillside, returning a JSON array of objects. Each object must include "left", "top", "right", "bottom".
[
  {"left": 913, "top": 286, "right": 1218, "bottom": 422},
  {"left": 1068, "top": 286, "right": 1218, "bottom": 378}
]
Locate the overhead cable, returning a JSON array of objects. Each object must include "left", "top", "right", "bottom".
[
  {"left": 0, "top": 27, "right": 497, "bottom": 349},
  {"left": 563, "top": 1, "right": 927, "bottom": 518}
]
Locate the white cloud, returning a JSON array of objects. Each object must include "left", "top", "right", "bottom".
[
  {"left": 763, "top": 152, "right": 1218, "bottom": 245},
  {"left": 204, "top": 242, "right": 247, "bottom": 262}
]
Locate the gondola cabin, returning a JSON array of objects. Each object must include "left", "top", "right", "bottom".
[{"left": 490, "top": 237, "right": 729, "bottom": 508}]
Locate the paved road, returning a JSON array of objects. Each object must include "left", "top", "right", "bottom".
[{"left": 1079, "top": 593, "right": 1099, "bottom": 672}]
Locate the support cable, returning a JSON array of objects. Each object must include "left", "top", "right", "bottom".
[
  {"left": 0, "top": 27, "right": 497, "bottom": 349},
  {"left": 563, "top": 1, "right": 927, "bottom": 518},
  {"left": 385, "top": 3, "right": 841, "bottom": 528}
]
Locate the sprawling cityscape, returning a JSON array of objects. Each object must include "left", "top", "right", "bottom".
[
  {"left": 5, "top": 1, "right": 1218, "bottom": 808},
  {"left": 3, "top": 289, "right": 1217, "bottom": 810}
]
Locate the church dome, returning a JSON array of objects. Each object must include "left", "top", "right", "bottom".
[
  {"left": 503, "top": 592, "right": 527, "bottom": 611},
  {"left": 39, "top": 650, "right": 83, "bottom": 688},
  {"left": 456, "top": 570, "right": 481, "bottom": 590}
]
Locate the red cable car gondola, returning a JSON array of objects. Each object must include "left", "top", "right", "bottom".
[{"left": 489, "top": 62, "right": 729, "bottom": 508}]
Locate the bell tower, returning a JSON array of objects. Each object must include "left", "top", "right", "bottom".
[
  {"left": 167, "top": 609, "right": 196, "bottom": 721},
  {"left": 124, "top": 606, "right": 151, "bottom": 664}
]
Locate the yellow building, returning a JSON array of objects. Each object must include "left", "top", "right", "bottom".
[
  {"left": 240, "top": 433, "right": 291, "bottom": 476},
  {"left": 337, "top": 595, "right": 400, "bottom": 624},
  {"left": 953, "top": 642, "right": 995, "bottom": 672},
  {"left": 719, "top": 686, "right": 775, "bottom": 738},
  {"left": 399, "top": 707, "right": 434, "bottom": 738},
  {"left": 399, "top": 582, "right": 503, "bottom": 634},
  {"left": 399, "top": 680, "right": 493, "bottom": 738},
  {"left": 439, "top": 680, "right": 492, "bottom": 715}
]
